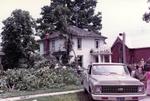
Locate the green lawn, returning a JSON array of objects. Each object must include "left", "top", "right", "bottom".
[
  {"left": 0, "top": 85, "right": 82, "bottom": 99},
  {"left": 22, "top": 92, "right": 92, "bottom": 101}
]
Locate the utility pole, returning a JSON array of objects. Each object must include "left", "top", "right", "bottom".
[{"left": 119, "top": 32, "right": 126, "bottom": 64}]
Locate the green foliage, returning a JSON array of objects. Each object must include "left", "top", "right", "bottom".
[
  {"left": 37, "top": 0, "right": 102, "bottom": 37},
  {"left": 70, "top": 0, "right": 102, "bottom": 33},
  {"left": 37, "top": 4, "right": 71, "bottom": 38},
  {"left": 0, "top": 66, "right": 81, "bottom": 91},
  {"left": 33, "top": 54, "right": 56, "bottom": 69},
  {"left": 143, "top": 0, "right": 150, "bottom": 22},
  {"left": 143, "top": 12, "right": 150, "bottom": 23},
  {"left": 1, "top": 9, "right": 37, "bottom": 69}
]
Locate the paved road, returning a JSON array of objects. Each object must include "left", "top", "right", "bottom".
[
  {"left": 0, "top": 90, "right": 149, "bottom": 101},
  {"left": 0, "top": 89, "right": 84, "bottom": 101}
]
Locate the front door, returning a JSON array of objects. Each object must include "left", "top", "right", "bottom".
[
  {"left": 95, "top": 56, "right": 99, "bottom": 63},
  {"left": 78, "top": 55, "right": 83, "bottom": 67}
]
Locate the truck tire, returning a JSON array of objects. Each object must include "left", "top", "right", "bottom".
[
  {"left": 84, "top": 88, "right": 88, "bottom": 94},
  {"left": 88, "top": 87, "right": 98, "bottom": 101}
]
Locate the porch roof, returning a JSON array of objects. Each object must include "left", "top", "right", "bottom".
[
  {"left": 90, "top": 44, "right": 112, "bottom": 55},
  {"left": 91, "top": 50, "right": 112, "bottom": 55}
]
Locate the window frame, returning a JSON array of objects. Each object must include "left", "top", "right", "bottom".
[
  {"left": 77, "top": 55, "right": 83, "bottom": 67},
  {"left": 95, "top": 39, "right": 99, "bottom": 49},
  {"left": 52, "top": 40, "right": 55, "bottom": 51},
  {"left": 77, "top": 38, "right": 82, "bottom": 49}
]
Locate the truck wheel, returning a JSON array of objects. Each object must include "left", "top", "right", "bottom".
[
  {"left": 88, "top": 87, "right": 98, "bottom": 101},
  {"left": 84, "top": 88, "right": 88, "bottom": 94},
  {"left": 81, "top": 80, "right": 83, "bottom": 85}
]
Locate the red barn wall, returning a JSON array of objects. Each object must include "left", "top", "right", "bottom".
[
  {"left": 111, "top": 42, "right": 121, "bottom": 63},
  {"left": 131, "top": 48, "right": 150, "bottom": 63},
  {"left": 111, "top": 42, "right": 131, "bottom": 64}
]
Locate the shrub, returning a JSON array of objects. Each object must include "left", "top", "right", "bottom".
[
  {"left": 0, "top": 66, "right": 81, "bottom": 91},
  {"left": 19, "top": 54, "right": 56, "bottom": 69},
  {"left": 0, "top": 54, "right": 81, "bottom": 91}
]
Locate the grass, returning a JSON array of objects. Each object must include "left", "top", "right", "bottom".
[
  {"left": 0, "top": 85, "right": 82, "bottom": 99},
  {"left": 21, "top": 92, "right": 92, "bottom": 101}
]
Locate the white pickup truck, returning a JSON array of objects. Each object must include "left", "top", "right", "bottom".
[{"left": 83, "top": 63, "right": 146, "bottom": 101}]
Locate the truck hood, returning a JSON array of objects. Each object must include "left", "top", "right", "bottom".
[{"left": 91, "top": 74, "right": 143, "bottom": 85}]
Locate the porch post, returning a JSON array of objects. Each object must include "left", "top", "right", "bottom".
[
  {"left": 102, "top": 55, "right": 105, "bottom": 63},
  {"left": 98, "top": 55, "right": 101, "bottom": 63},
  {"left": 109, "top": 55, "right": 112, "bottom": 63}
]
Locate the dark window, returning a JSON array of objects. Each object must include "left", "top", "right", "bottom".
[
  {"left": 95, "top": 40, "right": 99, "bottom": 48},
  {"left": 77, "top": 38, "right": 82, "bottom": 49},
  {"left": 119, "top": 57, "right": 123, "bottom": 63},
  {"left": 101, "top": 55, "right": 103, "bottom": 62},
  {"left": 44, "top": 39, "right": 50, "bottom": 54},
  {"left": 78, "top": 55, "right": 83, "bottom": 67},
  {"left": 52, "top": 40, "right": 55, "bottom": 51},
  {"left": 95, "top": 56, "right": 99, "bottom": 63},
  {"left": 104, "top": 55, "right": 109, "bottom": 62}
]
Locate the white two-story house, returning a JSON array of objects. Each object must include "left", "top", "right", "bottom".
[{"left": 38, "top": 26, "right": 112, "bottom": 68}]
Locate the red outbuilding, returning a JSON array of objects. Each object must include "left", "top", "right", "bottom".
[{"left": 111, "top": 37, "right": 150, "bottom": 64}]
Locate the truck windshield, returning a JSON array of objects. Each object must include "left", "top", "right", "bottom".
[{"left": 92, "top": 65, "right": 130, "bottom": 75}]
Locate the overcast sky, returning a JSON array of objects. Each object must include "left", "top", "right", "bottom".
[
  {"left": 98, "top": 0, "right": 150, "bottom": 48},
  {"left": 0, "top": 0, "right": 150, "bottom": 48}
]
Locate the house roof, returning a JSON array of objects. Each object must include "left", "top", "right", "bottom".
[
  {"left": 38, "top": 26, "right": 107, "bottom": 41},
  {"left": 67, "top": 26, "right": 107, "bottom": 39}
]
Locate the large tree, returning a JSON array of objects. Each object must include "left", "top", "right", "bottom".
[
  {"left": 143, "top": 11, "right": 150, "bottom": 22},
  {"left": 143, "top": 0, "right": 150, "bottom": 22},
  {"left": 37, "top": 0, "right": 102, "bottom": 37},
  {"left": 70, "top": 0, "right": 102, "bottom": 32},
  {"left": 1, "top": 9, "right": 37, "bottom": 69}
]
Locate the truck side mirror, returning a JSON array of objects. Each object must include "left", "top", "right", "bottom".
[{"left": 88, "top": 65, "right": 92, "bottom": 75}]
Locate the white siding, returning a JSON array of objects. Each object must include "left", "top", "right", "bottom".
[
  {"left": 70, "top": 37, "right": 105, "bottom": 68},
  {"left": 39, "top": 37, "right": 109, "bottom": 69}
]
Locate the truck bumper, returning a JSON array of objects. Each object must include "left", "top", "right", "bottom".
[{"left": 91, "top": 93, "right": 146, "bottom": 101}]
